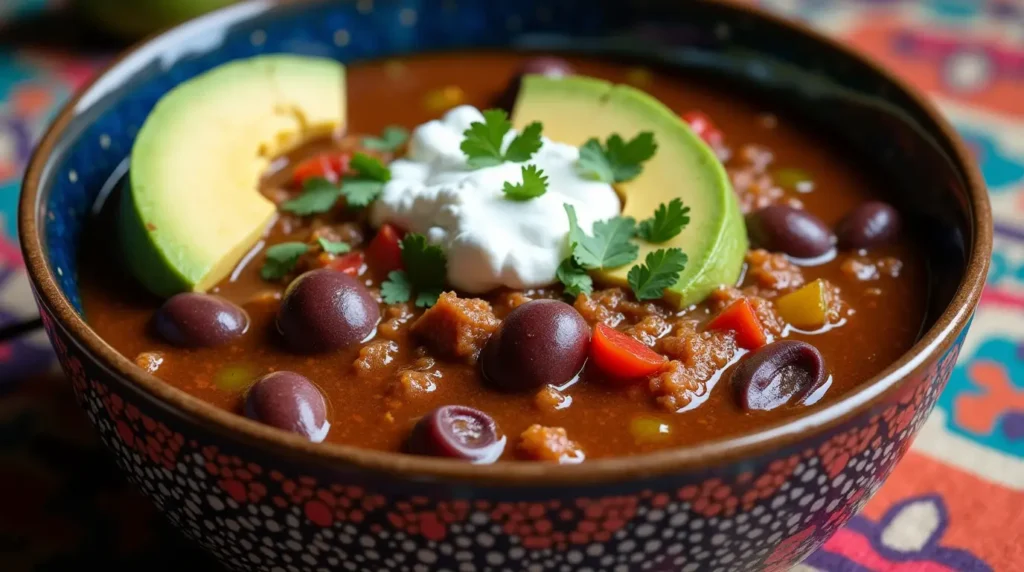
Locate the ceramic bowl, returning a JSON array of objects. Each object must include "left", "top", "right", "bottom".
[{"left": 19, "top": 1, "right": 990, "bottom": 570}]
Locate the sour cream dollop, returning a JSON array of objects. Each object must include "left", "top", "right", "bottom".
[{"left": 370, "top": 105, "right": 621, "bottom": 293}]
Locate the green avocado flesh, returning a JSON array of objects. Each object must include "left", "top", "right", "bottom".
[
  {"left": 120, "top": 55, "right": 346, "bottom": 298},
  {"left": 510, "top": 75, "right": 748, "bottom": 308}
]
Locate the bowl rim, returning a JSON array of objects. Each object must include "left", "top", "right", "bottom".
[{"left": 19, "top": 0, "right": 991, "bottom": 486}]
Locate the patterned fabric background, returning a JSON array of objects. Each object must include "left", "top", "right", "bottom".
[{"left": 0, "top": 1, "right": 1020, "bottom": 570}]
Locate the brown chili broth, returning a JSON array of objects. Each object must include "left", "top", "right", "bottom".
[{"left": 78, "top": 53, "right": 928, "bottom": 459}]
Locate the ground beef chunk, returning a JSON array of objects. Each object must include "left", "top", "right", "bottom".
[
  {"left": 384, "top": 357, "right": 439, "bottom": 410},
  {"left": 744, "top": 249, "right": 805, "bottom": 293},
  {"left": 625, "top": 315, "right": 672, "bottom": 348},
  {"left": 534, "top": 386, "right": 571, "bottom": 413},
  {"left": 655, "top": 321, "right": 738, "bottom": 378},
  {"left": 491, "top": 290, "right": 535, "bottom": 317},
  {"left": 517, "top": 425, "right": 584, "bottom": 463},
  {"left": 353, "top": 340, "right": 399, "bottom": 377},
  {"left": 728, "top": 144, "right": 803, "bottom": 214},
  {"left": 739, "top": 144, "right": 774, "bottom": 171},
  {"left": 378, "top": 302, "right": 415, "bottom": 341},
  {"left": 394, "top": 370, "right": 439, "bottom": 396},
  {"left": 135, "top": 352, "right": 164, "bottom": 374},
  {"left": 820, "top": 280, "right": 849, "bottom": 325},
  {"left": 410, "top": 292, "right": 499, "bottom": 363},
  {"left": 840, "top": 256, "right": 904, "bottom": 282},
  {"left": 707, "top": 287, "right": 786, "bottom": 337},
  {"left": 649, "top": 362, "right": 704, "bottom": 412},
  {"left": 574, "top": 288, "right": 666, "bottom": 328},
  {"left": 650, "top": 321, "right": 738, "bottom": 412},
  {"left": 310, "top": 222, "right": 366, "bottom": 248}
]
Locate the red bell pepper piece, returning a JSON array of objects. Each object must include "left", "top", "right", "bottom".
[
  {"left": 293, "top": 152, "right": 351, "bottom": 186},
  {"left": 707, "top": 298, "right": 767, "bottom": 350},
  {"left": 326, "top": 252, "right": 364, "bottom": 276},
  {"left": 367, "top": 224, "right": 404, "bottom": 274},
  {"left": 681, "top": 110, "right": 724, "bottom": 147},
  {"left": 590, "top": 323, "right": 667, "bottom": 380}
]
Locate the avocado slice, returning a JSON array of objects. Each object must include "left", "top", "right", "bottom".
[
  {"left": 511, "top": 75, "right": 747, "bottom": 308},
  {"left": 120, "top": 55, "right": 346, "bottom": 298}
]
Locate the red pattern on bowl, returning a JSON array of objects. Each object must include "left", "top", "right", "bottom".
[{"left": 36, "top": 294, "right": 968, "bottom": 571}]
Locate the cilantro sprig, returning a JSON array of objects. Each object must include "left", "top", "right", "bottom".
[
  {"left": 280, "top": 178, "right": 341, "bottom": 216},
  {"left": 260, "top": 242, "right": 310, "bottom": 281},
  {"left": 576, "top": 132, "right": 657, "bottom": 183},
  {"left": 556, "top": 200, "right": 690, "bottom": 302},
  {"left": 627, "top": 248, "right": 688, "bottom": 301},
  {"left": 555, "top": 204, "right": 637, "bottom": 297},
  {"left": 503, "top": 164, "right": 549, "bottom": 201},
  {"left": 380, "top": 233, "right": 448, "bottom": 307},
  {"left": 460, "top": 109, "right": 543, "bottom": 169},
  {"left": 280, "top": 152, "right": 390, "bottom": 215},
  {"left": 637, "top": 198, "right": 690, "bottom": 243},
  {"left": 565, "top": 204, "right": 638, "bottom": 271},
  {"left": 556, "top": 257, "right": 592, "bottom": 298},
  {"left": 317, "top": 237, "right": 350, "bottom": 255},
  {"left": 259, "top": 238, "right": 351, "bottom": 281},
  {"left": 361, "top": 125, "right": 409, "bottom": 152}
]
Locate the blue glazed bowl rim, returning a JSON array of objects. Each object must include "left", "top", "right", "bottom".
[{"left": 19, "top": 0, "right": 991, "bottom": 485}]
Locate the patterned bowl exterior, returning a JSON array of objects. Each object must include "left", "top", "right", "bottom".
[
  {"left": 35, "top": 303, "right": 968, "bottom": 572},
  {"left": 23, "top": 1, "right": 983, "bottom": 570}
]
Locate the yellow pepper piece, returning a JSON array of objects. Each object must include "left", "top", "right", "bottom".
[
  {"left": 215, "top": 363, "right": 258, "bottom": 392},
  {"left": 630, "top": 416, "right": 672, "bottom": 445},
  {"left": 777, "top": 279, "right": 827, "bottom": 330},
  {"left": 424, "top": 85, "right": 465, "bottom": 113}
]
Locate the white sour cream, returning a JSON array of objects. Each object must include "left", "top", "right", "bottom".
[{"left": 370, "top": 105, "right": 621, "bottom": 293}]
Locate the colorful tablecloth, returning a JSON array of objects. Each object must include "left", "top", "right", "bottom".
[{"left": 0, "top": 1, "right": 1021, "bottom": 570}]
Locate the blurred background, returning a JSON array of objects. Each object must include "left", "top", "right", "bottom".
[{"left": 0, "top": 1, "right": 1021, "bottom": 570}]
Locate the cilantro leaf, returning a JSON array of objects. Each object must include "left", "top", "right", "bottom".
[
  {"left": 556, "top": 257, "right": 593, "bottom": 298},
  {"left": 379, "top": 235, "right": 448, "bottom": 308},
  {"left": 461, "top": 109, "right": 543, "bottom": 168},
  {"left": 381, "top": 270, "right": 412, "bottom": 304},
  {"left": 334, "top": 152, "right": 391, "bottom": 208},
  {"left": 576, "top": 138, "right": 614, "bottom": 183},
  {"left": 503, "top": 165, "right": 548, "bottom": 201},
  {"left": 340, "top": 179, "right": 385, "bottom": 208},
  {"left": 415, "top": 289, "right": 442, "bottom": 308},
  {"left": 401, "top": 233, "right": 447, "bottom": 290},
  {"left": 461, "top": 109, "right": 512, "bottom": 168},
  {"left": 564, "top": 204, "right": 638, "bottom": 270},
  {"left": 575, "top": 132, "right": 657, "bottom": 183},
  {"left": 349, "top": 152, "right": 391, "bottom": 182},
  {"left": 362, "top": 126, "right": 409, "bottom": 152},
  {"left": 260, "top": 242, "right": 309, "bottom": 281},
  {"left": 280, "top": 178, "right": 342, "bottom": 215},
  {"left": 503, "top": 121, "right": 543, "bottom": 163},
  {"left": 285, "top": 154, "right": 391, "bottom": 214},
  {"left": 636, "top": 198, "right": 691, "bottom": 243},
  {"left": 317, "top": 237, "right": 351, "bottom": 255},
  {"left": 606, "top": 133, "right": 657, "bottom": 182},
  {"left": 385, "top": 233, "right": 448, "bottom": 307},
  {"left": 627, "top": 248, "right": 688, "bottom": 301}
]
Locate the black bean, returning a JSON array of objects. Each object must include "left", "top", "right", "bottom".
[
  {"left": 153, "top": 293, "right": 249, "bottom": 348},
  {"left": 407, "top": 405, "right": 505, "bottom": 463},
  {"left": 747, "top": 205, "right": 835, "bottom": 259},
  {"left": 836, "top": 201, "right": 901, "bottom": 250},
  {"left": 481, "top": 300, "right": 590, "bottom": 391},
  {"left": 276, "top": 269, "right": 379, "bottom": 353},
  {"left": 731, "top": 340, "right": 827, "bottom": 411},
  {"left": 244, "top": 371, "right": 329, "bottom": 442}
]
